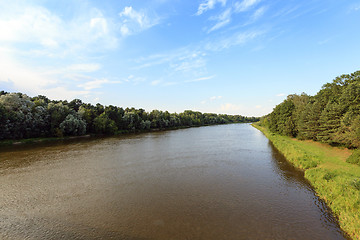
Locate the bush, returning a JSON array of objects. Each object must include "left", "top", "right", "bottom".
[{"left": 346, "top": 149, "right": 360, "bottom": 166}]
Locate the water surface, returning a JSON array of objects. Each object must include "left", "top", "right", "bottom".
[{"left": 0, "top": 124, "right": 348, "bottom": 239}]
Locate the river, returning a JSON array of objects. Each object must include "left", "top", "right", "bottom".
[{"left": 0, "top": 124, "right": 348, "bottom": 239}]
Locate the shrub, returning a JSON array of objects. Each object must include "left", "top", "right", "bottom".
[{"left": 346, "top": 149, "right": 360, "bottom": 166}]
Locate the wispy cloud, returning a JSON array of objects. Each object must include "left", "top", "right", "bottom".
[
  {"left": 196, "top": 0, "right": 227, "bottom": 15},
  {"left": 185, "top": 75, "right": 215, "bottom": 83},
  {"left": 201, "top": 95, "right": 222, "bottom": 104},
  {"left": 317, "top": 37, "right": 332, "bottom": 45},
  {"left": 251, "top": 6, "right": 267, "bottom": 21},
  {"left": 205, "top": 30, "right": 265, "bottom": 51},
  {"left": 199, "top": 0, "right": 266, "bottom": 33},
  {"left": 234, "top": 0, "right": 261, "bottom": 13},
  {"left": 276, "top": 93, "right": 286, "bottom": 97},
  {"left": 210, "top": 95, "right": 222, "bottom": 100},
  {"left": 272, "top": 5, "right": 300, "bottom": 18},
  {"left": 349, "top": 3, "right": 360, "bottom": 12},
  {"left": 151, "top": 79, "right": 162, "bottom": 86},
  {"left": 119, "top": 6, "right": 160, "bottom": 36},
  {"left": 208, "top": 8, "right": 232, "bottom": 32},
  {"left": 123, "top": 74, "right": 147, "bottom": 85},
  {"left": 133, "top": 48, "right": 208, "bottom": 80},
  {"left": 171, "top": 58, "right": 207, "bottom": 73}
]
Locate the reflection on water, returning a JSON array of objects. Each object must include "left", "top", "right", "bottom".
[{"left": 0, "top": 124, "right": 348, "bottom": 239}]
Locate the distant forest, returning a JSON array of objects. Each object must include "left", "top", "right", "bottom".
[
  {"left": 0, "top": 91, "right": 259, "bottom": 140},
  {"left": 260, "top": 70, "right": 360, "bottom": 148}
]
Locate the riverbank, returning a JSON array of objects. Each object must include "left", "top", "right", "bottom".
[
  {"left": 0, "top": 135, "right": 93, "bottom": 147},
  {"left": 252, "top": 124, "right": 360, "bottom": 239},
  {"left": 0, "top": 123, "right": 232, "bottom": 147}
]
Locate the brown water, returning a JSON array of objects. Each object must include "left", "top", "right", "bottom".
[{"left": 0, "top": 124, "right": 348, "bottom": 240}]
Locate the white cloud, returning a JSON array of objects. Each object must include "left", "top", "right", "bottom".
[
  {"left": 210, "top": 95, "right": 222, "bottom": 100},
  {"left": 196, "top": 0, "right": 227, "bottom": 15},
  {"left": 151, "top": 79, "right": 162, "bottom": 86},
  {"left": 349, "top": 3, "right": 360, "bottom": 12},
  {"left": 219, "top": 103, "right": 245, "bottom": 114},
  {"left": 119, "top": 6, "right": 160, "bottom": 36},
  {"left": 234, "top": 0, "right": 261, "bottom": 13},
  {"left": 125, "top": 75, "right": 134, "bottom": 82},
  {"left": 42, "top": 87, "right": 89, "bottom": 101},
  {"left": 185, "top": 75, "right": 215, "bottom": 83},
  {"left": 251, "top": 6, "right": 267, "bottom": 21},
  {"left": 240, "top": 6, "right": 267, "bottom": 26},
  {"left": 41, "top": 38, "right": 59, "bottom": 48},
  {"left": 120, "top": 25, "right": 130, "bottom": 36},
  {"left": 171, "top": 58, "right": 206, "bottom": 73},
  {"left": 200, "top": 95, "right": 222, "bottom": 105},
  {"left": 90, "top": 17, "right": 109, "bottom": 37},
  {"left": 123, "top": 75, "right": 146, "bottom": 85},
  {"left": 0, "top": 7, "right": 60, "bottom": 43},
  {"left": 276, "top": 93, "right": 286, "bottom": 97},
  {"left": 77, "top": 79, "right": 120, "bottom": 90},
  {"left": 0, "top": 5, "right": 117, "bottom": 54},
  {"left": 0, "top": 2, "right": 120, "bottom": 101},
  {"left": 208, "top": 8, "right": 232, "bottom": 32},
  {"left": 0, "top": 50, "right": 89, "bottom": 100}
]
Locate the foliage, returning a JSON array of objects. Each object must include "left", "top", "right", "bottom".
[
  {"left": 265, "top": 70, "right": 360, "bottom": 148},
  {"left": 0, "top": 92, "right": 259, "bottom": 140},
  {"left": 347, "top": 149, "right": 360, "bottom": 166},
  {"left": 60, "top": 113, "right": 87, "bottom": 136}
]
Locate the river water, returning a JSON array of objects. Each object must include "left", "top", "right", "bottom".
[{"left": 0, "top": 124, "right": 348, "bottom": 239}]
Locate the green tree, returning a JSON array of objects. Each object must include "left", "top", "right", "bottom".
[
  {"left": 317, "top": 102, "right": 342, "bottom": 144},
  {"left": 47, "top": 102, "right": 72, "bottom": 137},
  {"left": 268, "top": 99, "right": 296, "bottom": 137},
  {"left": 60, "top": 113, "right": 87, "bottom": 136},
  {"left": 297, "top": 100, "right": 323, "bottom": 140},
  {"left": 94, "top": 113, "right": 118, "bottom": 134}
]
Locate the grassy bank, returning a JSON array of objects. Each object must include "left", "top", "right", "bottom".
[{"left": 252, "top": 124, "right": 360, "bottom": 239}]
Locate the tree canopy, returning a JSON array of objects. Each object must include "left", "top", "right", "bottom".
[
  {"left": 260, "top": 70, "right": 360, "bottom": 148},
  {"left": 0, "top": 92, "right": 259, "bottom": 140}
]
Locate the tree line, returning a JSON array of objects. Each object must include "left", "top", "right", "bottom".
[
  {"left": 0, "top": 91, "right": 259, "bottom": 140},
  {"left": 259, "top": 70, "right": 360, "bottom": 148}
]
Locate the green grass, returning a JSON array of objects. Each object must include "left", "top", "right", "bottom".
[{"left": 252, "top": 124, "right": 360, "bottom": 240}]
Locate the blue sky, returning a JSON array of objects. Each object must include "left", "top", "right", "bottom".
[{"left": 0, "top": 0, "right": 359, "bottom": 116}]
